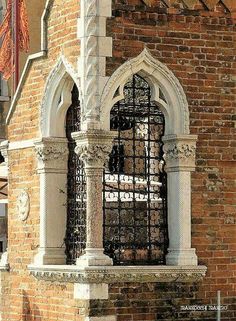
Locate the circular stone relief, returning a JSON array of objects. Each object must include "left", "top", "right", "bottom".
[{"left": 17, "top": 190, "right": 30, "bottom": 221}]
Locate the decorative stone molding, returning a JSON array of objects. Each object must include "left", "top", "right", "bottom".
[
  {"left": 40, "top": 55, "right": 79, "bottom": 137},
  {"left": 75, "top": 145, "right": 112, "bottom": 166},
  {"left": 29, "top": 265, "right": 207, "bottom": 283},
  {"left": 17, "top": 190, "right": 30, "bottom": 222},
  {"left": 78, "top": 0, "right": 112, "bottom": 128},
  {"left": 100, "top": 48, "right": 189, "bottom": 135},
  {"left": 73, "top": 130, "right": 117, "bottom": 168},
  {"left": 34, "top": 137, "right": 68, "bottom": 173},
  {"left": 0, "top": 251, "right": 9, "bottom": 270},
  {"left": 74, "top": 283, "right": 109, "bottom": 300},
  {"left": 0, "top": 140, "right": 9, "bottom": 166},
  {"left": 6, "top": 51, "right": 46, "bottom": 125},
  {"left": 163, "top": 135, "right": 198, "bottom": 172},
  {"left": 85, "top": 317, "right": 116, "bottom": 321}
]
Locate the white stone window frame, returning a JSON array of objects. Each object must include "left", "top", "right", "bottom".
[
  {"left": 28, "top": 50, "right": 206, "bottom": 287},
  {"left": 101, "top": 49, "right": 199, "bottom": 267}
]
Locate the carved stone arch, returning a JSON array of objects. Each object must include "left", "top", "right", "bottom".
[
  {"left": 99, "top": 49, "right": 199, "bottom": 267},
  {"left": 41, "top": 55, "right": 80, "bottom": 137},
  {"left": 100, "top": 48, "right": 190, "bottom": 135},
  {"left": 33, "top": 56, "right": 81, "bottom": 265}
]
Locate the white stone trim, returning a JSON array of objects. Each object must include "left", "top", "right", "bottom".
[
  {"left": 163, "top": 134, "right": 198, "bottom": 265},
  {"left": 163, "top": 134, "right": 198, "bottom": 172},
  {"left": 6, "top": 51, "right": 46, "bottom": 125},
  {"left": 28, "top": 264, "right": 207, "bottom": 283},
  {"left": 78, "top": 0, "right": 112, "bottom": 129},
  {"left": 85, "top": 317, "right": 116, "bottom": 321},
  {"left": 0, "top": 140, "right": 8, "bottom": 165},
  {"left": 40, "top": 55, "right": 79, "bottom": 137},
  {"left": 8, "top": 139, "right": 35, "bottom": 151},
  {"left": 0, "top": 251, "right": 9, "bottom": 271},
  {"left": 41, "top": 0, "right": 54, "bottom": 51},
  {"left": 100, "top": 48, "right": 189, "bottom": 135},
  {"left": 74, "top": 283, "right": 109, "bottom": 300},
  {"left": 33, "top": 137, "right": 68, "bottom": 265},
  {"left": 6, "top": 0, "right": 55, "bottom": 125}
]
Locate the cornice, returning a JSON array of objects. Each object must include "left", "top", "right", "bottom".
[
  {"left": 29, "top": 265, "right": 207, "bottom": 283},
  {"left": 142, "top": 0, "right": 236, "bottom": 13}
]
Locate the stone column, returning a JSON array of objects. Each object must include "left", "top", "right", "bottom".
[
  {"left": 33, "top": 138, "right": 68, "bottom": 265},
  {"left": 163, "top": 134, "right": 198, "bottom": 266},
  {"left": 72, "top": 130, "right": 116, "bottom": 266}
]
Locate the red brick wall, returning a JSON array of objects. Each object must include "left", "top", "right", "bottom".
[
  {"left": 104, "top": 1, "right": 236, "bottom": 320},
  {"left": 4, "top": 1, "right": 81, "bottom": 320},
  {"left": 3, "top": 0, "right": 236, "bottom": 320}
]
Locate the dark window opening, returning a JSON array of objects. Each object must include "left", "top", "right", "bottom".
[
  {"left": 103, "top": 74, "right": 168, "bottom": 266},
  {"left": 65, "top": 85, "right": 86, "bottom": 265}
]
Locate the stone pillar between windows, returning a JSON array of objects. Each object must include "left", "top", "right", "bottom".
[
  {"left": 72, "top": 130, "right": 116, "bottom": 266},
  {"left": 163, "top": 134, "right": 198, "bottom": 266},
  {"left": 33, "top": 138, "right": 68, "bottom": 265}
]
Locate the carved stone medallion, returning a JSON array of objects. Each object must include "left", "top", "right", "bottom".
[{"left": 17, "top": 190, "right": 30, "bottom": 221}]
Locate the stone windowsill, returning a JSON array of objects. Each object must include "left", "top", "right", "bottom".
[{"left": 28, "top": 265, "right": 207, "bottom": 283}]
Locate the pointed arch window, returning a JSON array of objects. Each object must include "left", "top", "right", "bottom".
[
  {"left": 103, "top": 74, "right": 168, "bottom": 265},
  {"left": 65, "top": 85, "right": 86, "bottom": 264}
]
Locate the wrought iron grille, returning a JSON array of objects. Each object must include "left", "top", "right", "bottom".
[
  {"left": 65, "top": 85, "right": 86, "bottom": 265},
  {"left": 103, "top": 74, "right": 168, "bottom": 265}
]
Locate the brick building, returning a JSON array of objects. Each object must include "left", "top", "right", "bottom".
[
  {"left": 0, "top": 0, "right": 45, "bottom": 266},
  {"left": 0, "top": 0, "right": 235, "bottom": 320}
]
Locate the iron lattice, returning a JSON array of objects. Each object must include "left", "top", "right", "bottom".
[
  {"left": 65, "top": 85, "right": 86, "bottom": 265},
  {"left": 103, "top": 74, "right": 168, "bottom": 265}
]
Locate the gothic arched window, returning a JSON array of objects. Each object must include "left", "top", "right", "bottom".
[
  {"left": 65, "top": 85, "right": 86, "bottom": 264},
  {"left": 103, "top": 74, "right": 168, "bottom": 265}
]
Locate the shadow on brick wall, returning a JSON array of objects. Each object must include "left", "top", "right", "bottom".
[{"left": 22, "top": 290, "right": 42, "bottom": 321}]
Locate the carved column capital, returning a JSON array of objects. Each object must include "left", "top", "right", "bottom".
[
  {"left": 163, "top": 134, "right": 198, "bottom": 172},
  {"left": 72, "top": 130, "right": 116, "bottom": 168},
  {"left": 34, "top": 138, "right": 68, "bottom": 173},
  {"left": 0, "top": 140, "right": 9, "bottom": 166}
]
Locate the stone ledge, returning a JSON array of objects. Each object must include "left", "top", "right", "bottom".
[
  {"left": 28, "top": 265, "right": 207, "bottom": 283},
  {"left": 0, "top": 264, "right": 9, "bottom": 272}
]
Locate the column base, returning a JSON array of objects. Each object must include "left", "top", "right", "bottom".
[
  {"left": 76, "top": 248, "right": 113, "bottom": 267},
  {"left": 33, "top": 247, "right": 66, "bottom": 265},
  {"left": 166, "top": 248, "right": 198, "bottom": 266}
]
